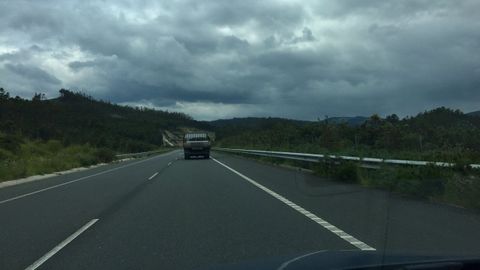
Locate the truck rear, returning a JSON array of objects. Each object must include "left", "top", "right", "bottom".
[{"left": 183, "top": 133, "right": 211, "bottom": 159}]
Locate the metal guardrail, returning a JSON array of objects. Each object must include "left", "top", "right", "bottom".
[{"left": 214, "top": 148, "right": 480, "bottom": 169}]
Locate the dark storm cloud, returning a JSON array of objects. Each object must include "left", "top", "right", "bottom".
[
  {"left": 1, "top": 0, "right": 479, "bottom": 120},
  {"left": 5, "top": 63, "right": 61, "bottom": 85},
  {"left": 104, "top": 79, "right": 254, "bottom": 106}
]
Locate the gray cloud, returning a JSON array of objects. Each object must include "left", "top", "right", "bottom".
[
  {"left": 0, "top": 0, "right": 479, "bottom": 120},
  {"left": 68, "top": 60, "right": 97, "bottom": 70},
  {"left": 5, "top": 63, "right": 61, "bottom": 85}
]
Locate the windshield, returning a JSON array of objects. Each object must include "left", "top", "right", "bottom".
[{"left": 1, "top": 1, "right": 480, "bottom": 270}]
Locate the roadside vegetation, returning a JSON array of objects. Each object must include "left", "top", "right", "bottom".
[
  {"left": 0, "top": 88, "right": 187, "bottom": 182},
  {"left": 0, "top": 132, "right": 115, "bottom": 182},
  {"left": 215, "top": 108, "right": 480, "bottom": 164},
  {"left": 0, "top": 88, "right": 207, "bottom": 153},
  {"left": 214, "top": 108, "right": 480, "bottom": 210},
  {"left": 316, "top": 161, "right": 480, "bottom": 210},
  {"left": 229, "top": 153, "right": 480, "bottom": 210}
]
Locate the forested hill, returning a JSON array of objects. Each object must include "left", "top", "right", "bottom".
[
  {"left": 468, "top": 110, "right": 480, "bottom": 117},
  {"left": 2, "top": 86, "right": 480, "bottom": 162},
  {"left": 0, "top": 88, "right": 209, "bottom": 153},
  {"left": 208, "top": 117, "right": 311, "bottom": 139},
  {"left": 215, "top": 107, "right": 480, "bottom": 163},
  {"left": 209, "top": 117, "right": 311, "bottom": 128}
]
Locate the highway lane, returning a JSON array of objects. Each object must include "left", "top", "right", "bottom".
[
  {"left": 1, "top": 150, "right": 480, "bottom": 269},
  {"left": 0, "top": 152, "right": 177, "bottom": 203},
  {"left": 35, "top": 153, "right": 357, "bottom": 269},
  {"left": 0, "top": 150, "right": 181, "bottom": 270},
  {"left": 211, "top": 152, "right": 480, "bottom": 256}
]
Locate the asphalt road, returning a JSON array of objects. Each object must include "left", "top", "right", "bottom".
[{"left": 1, "top": 150, "right": 480, "bottom": 269}]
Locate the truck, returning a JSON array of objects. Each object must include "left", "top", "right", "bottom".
[{"left": 183, "top": 132, "right": 211, "bottom": 159}]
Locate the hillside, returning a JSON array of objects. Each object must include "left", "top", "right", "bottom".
[
  {"left": 215, "top": 107, "right": 480, "bottom": 163},
  {"left": 0, "top": 88, "right": 210, "bottom": 153},
  {"left": 209, "top": 117, "right": 311, "bottom": 128},
  {"left": 467, "top": 110, "right": 480, "bottom": 117}
]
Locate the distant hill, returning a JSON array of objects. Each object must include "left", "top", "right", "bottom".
[
  {"left": 0, "top": 88, "right": 210, "bottom": 152},
  {"left": 323, "top": 116, "right": 368, "bottom": 126},
  {"left": 208, "top": 117, "right": 311, "bottom": 128},
  {"left": 207, "top": 117, "right": 311, "bottom": 139},
  {"left": 209, "top": 116, "right": 367, "bottom": 129},
  {"left": 208, "top": 116, "right": 369, "bottom": 141},
  {"left": 467, "top": 111, "right": 480, "bottom": 117}
]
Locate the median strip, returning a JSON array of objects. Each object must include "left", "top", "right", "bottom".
[
  {"left": 25, "top": 219, "right": 99, "bottom": 270},
  {"left": 211, "top": 157, "right": 375, "bottom": 251}
]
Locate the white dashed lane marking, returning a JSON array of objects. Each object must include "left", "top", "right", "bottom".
[
  {"left": 0, "top": 153, "right": 174, "bottom": 205},
  {"left": 25, "top": 219, "right": 99, "bottom": 270},
  {"left": 148, "top": 172, "right": 159, "bottom": 180}
]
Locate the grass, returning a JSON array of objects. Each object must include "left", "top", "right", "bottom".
[
  {"left": 0, "top": 132, "right": 174, "bottom": 183},
  {"left": 0, "top": 134, "right": 118, "bottom": 182},
  {"left": 360, "top": 164, "right": 480, "bottom": 210}
]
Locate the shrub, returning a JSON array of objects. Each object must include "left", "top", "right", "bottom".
[
  {"left": 333, "top": 162, "right": 360, "bottom": 183},
  {"left": 0, "top": 160, "right": 27, "bottom": 180},
  {"left": 443, "top": 174, "right": 480, "bottom": 209},
  {"left": 314, "top": 160, "right": 360, "bottom": 183},
  {"left": 0, "top": 138, "right": 120, "bottom": 182},
  {"left": 0, "top": 134, "right": 23, "bottom": 153},
  {"left": 95, "top": 147, "right": 115, "bottom": 163},
  {"left": 0, "top": 148, "right": 13, "bottom": 160},
  {"left": 359, "top": 165, "right": 448, "bottom": 199},
  {"left": 46, "top": 140, "right": 63, "bottom": 153},
  {"left": 361, "top": 166, "right": 397, "bottom": 190}
]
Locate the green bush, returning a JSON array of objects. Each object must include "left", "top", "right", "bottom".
[
  {"left": 76, "top": 152, "right": 97, "bottom": 167},
  {"left": 95, "top": 147, "right": 115, "bottom": 163},
  {"left": 361, "top": 166, "right": 397, "bottom": 190},
  {"left": 46, "top": 140, "right": 63, "bottom": 153},
  {"left": 314, "top": 160, "right": 360, "bottom": 183},
  {"left": 333, "top": 162, "right": 360, "bottom": 183},
  {"left": 443, "top": 175, "right": 480, "bottom": 209},
  {"left": 0, "top": 139, "right": 121, "bottom": 182},
  {"left": 0, "top": 133, "right": 23, "bottom": 153},
  {"left": 21, "top": 141, "right": 48, "bottom": 156},
  {"left": 361, "top": 165, "right": 447, "bottom": 199},
  {"left": 0, "top": 148, "right": 13, "bottom": 160},
  {"left": 0, "top": 160, "right": 27, "bottom": 180}
]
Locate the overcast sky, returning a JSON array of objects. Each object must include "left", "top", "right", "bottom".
[{"left": 1, "top": 0, "right": 479, "bottom": 120}]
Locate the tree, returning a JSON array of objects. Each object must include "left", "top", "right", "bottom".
[
  {"left": 0, "top": 88, "right": 9, "bottom": 100},
  {"left": 32, "top": 92, "right": 46, "bottom": 101},
  {"left": 386, "top": 114, "right": 399, "bottom": 123}
]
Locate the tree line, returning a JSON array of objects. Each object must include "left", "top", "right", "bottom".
[
  {"left": 0, "top": 88, "right": 208, "bottom": 153},
  {"left": 214, "top": 107, "right": 480, "bottom": 163}
]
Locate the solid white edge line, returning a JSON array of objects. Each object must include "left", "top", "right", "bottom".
[
  {"left": 148, "top": 172, "right": 159, "bottom": 180},
  {"left": 0, "top": 151, "right": 178, "bottom": 205},
  {"left": 25, "top": 219, "right": 99, "bottom": 270},
  {"left": 211, "top": 157, "right": 376, "bottom": 251}
]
